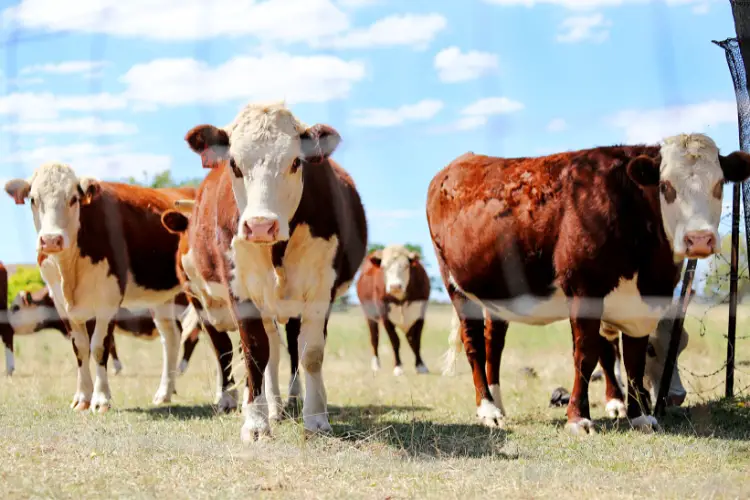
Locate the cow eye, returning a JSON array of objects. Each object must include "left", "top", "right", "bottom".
[
  {"left": 229, "top": 157, "right": 242, "bottom": 178},
  {"left": 70, "top": 196, "right": 78, "bottom": 206},
  {"left": 29, "top": 196, "right": 36, "bottom": 206},
  {"left": 658, "top": 180, "right": 676, "bottom": 204}
]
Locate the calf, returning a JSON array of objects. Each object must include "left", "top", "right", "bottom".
[
  {"left": 356, "top": 245, "right": 430, "bottom": 376},
  {"left": 5, "top": 165, "right": 197, "bottom": 412},
  {"left": 426, "top": 134, "right": 750, "bottom": 434},
  {"left": 7, "top": 286, "right": 207, "bottom": 381},
  {"left": 179, "top": 101, "right": 367, "bottom": 441}
]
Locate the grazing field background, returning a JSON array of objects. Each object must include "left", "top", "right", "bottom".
[{"left": 1, "top": 303, "right": 750, "bottom": 499}]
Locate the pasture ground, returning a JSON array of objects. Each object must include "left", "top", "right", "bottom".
[{"left": 2, "top": 304, "right": 750, "bottom": 499}]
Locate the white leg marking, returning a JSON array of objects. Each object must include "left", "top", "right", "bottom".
[
  {"left": 393, "top": 365, "right": 404, "bottom": 377},
  {"left": 489, "top": 383, "right": 506, "bottom": 416},
  {"left": 416, "top": 362, "right": 429, "bottom": 374},
  {"left": 299, "top": 318, "right": 331, "bottom": 434},
  {"left": 69, "top": 325, "right": 93, "bottom": 411},
  {"left": 5, "top": 347, "right": 14, "bottom": 376},
  {"left": 476, "top": 398, "right": 505, "bottom": 428},
  {"left": 565, "top": 419, "right": 597, "bottom": 436},
  {"left": 370, "top": 355, "right": 380, "bottom": 372},
  {"left": 241, "top": 380, "right": 271, "bottom": 443},
  {"left": 91, "top": 364, "right": 112, "bottom": 413},
  {"left": 152, "top": 312, "right": 181, "bottom": 405},
  {"left": 112, "top": 358, "right": 123, "bottom": 375},
  {"left": 631, "top": 415, "right": 661, "bottom": 433},
  {"left": 178, "top": 359, "right": 188, "bottom": 375},
  {"left": 605, "top": 399, "right": 627, "bottom": 419},
  {"left": 264, "top": 319, "right": 283, "bottom": 422}
]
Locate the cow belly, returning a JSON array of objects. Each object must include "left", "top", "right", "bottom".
[
  {"left": 230, "top": 224, "right": 339, "bottom": 320},
  {"left": 601, "top": 275, "right": 668, "bottom": 338},
  {"left": 113, "top": 325, "right": 159, "bottom": 339},
  {"left": 121, "top": 273, "right": 181, "bottom": 310},
  {"left": 387, "top": 301, "right": 425, "bottom": 332}
]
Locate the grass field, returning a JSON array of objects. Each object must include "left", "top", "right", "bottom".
[{"left": 2, "top": 303, "right": 750, "bottom": 499}]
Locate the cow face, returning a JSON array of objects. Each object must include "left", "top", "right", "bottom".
[
  {"left": 8, "top": 288, "right": 58, "bottom": 335},
  {"left": 184, "top": 102, "right": 341, "bottom": 244},
  {"left": 4, "top": 163, "right": 100, "bottom": 254},
  {"left": 643, "top": 319, "right": 690, "bottom": 407},
  {"left": 627, "top": 133, "right": 750, "bottom": 260},
  {"left": 370, "top": 246, "right": 420, "bottom": 300}
]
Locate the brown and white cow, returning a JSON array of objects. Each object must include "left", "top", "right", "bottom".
[
  {"left": 4, "top": 164, "right": 197, "bottom": 412},
  {"left": 426, "top": 133, "right": 750, "bottom": 434},
  {"left": 356, "top": 245, "right": 430, "bottom": 375},
  {"left": 178, "top": 101, "right": 367, "bottom": 441}
]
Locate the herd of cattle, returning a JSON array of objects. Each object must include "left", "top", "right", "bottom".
[{"left": 0, "top": 100, "right": 748, "bottom": 442}]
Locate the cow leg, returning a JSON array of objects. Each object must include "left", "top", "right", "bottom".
[
  {"left": 485, "top": 316, "right": 508, "bottom": 417},
  {"left": 565, "top": 296, "right": 602, "bottom": 435},
  {"left": 69, "top": 321, "right": 94, "bottom": 411},
  {"left": 285, "top": 317, "right": 302, "bottom": 411},
  {"left": 90, "top": 320, "right": 115, "bottom": 413},
  {"left": 109, "top": 334, "right": 122, "bottom": 375},
  {"left": 621, "top": 334, "right": 660, "bottom": 432},
  {"left": 236, "top": 300, "right": 271, "bottom": 442},
  {"left": 405, "top": 318, "right": 429, "bottom": 374},
  {"left": 263, "top": 318, "right": 284, "bottom": 422},
  {"left": 203, "top": 322, "right": 237, "bottom": 413},
  {"left": 179, "top": 328, "right": 200, "bottom": 374},
  {"left": 382, "top": 318, "right": 404, "bottom": 376},
  {"left": 298, "top": 309, "right": 332, "bottom": 434},
  {"left": 366, "top": 318, "right": 381, "bottom": 372},
  {"left": 152, "top": 302, "right": 181, "bottom": 405},
  {"left": 599, "top": 329, "right": 626, "bottom": 419},
  {"left": 2, "top": 329, "right": 14, "bottom": 376}
]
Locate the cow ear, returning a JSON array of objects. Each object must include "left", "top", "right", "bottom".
[
  {"left": 78, "top": 177, "right": 101, "bottom": 205},
  {"left": 369, "top": 250, "right": 383, "bottom": 267},
  {"left": 300, "top": 124, "right": 341, "bottom": 163},
  {"left": 185, "top": 125, "right": 230, "bottom": 169},
  {"left": 408, "top": 251, "right": 421, "bottom": 264},
  {"left": 719, "top": 151, "right": 750, "bottom": 183},
  {"left": 161, "top": 210, "right": 189, "bottom": 234},
  {"left": 627, "top": 155, "right": 660, "bottom": 187},
  {"left": 5, "top": 179, "right": 31, "bottom": 205}
]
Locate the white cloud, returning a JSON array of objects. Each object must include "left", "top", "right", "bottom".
[
  {"left": 608, "top": 99, "right": 738, "bottom": 143},
  {"left": 432, "top": 97, "right": 525, "bottom": 133},
  {"left": 0, "top": 92, "right": 127, "bottom": 120},
  {"left": 692, "top": 2, "right": 710, "bottom": 13},
  {"left": 482, "top": 0, "right": 709, "bottom": 10},
  {"left": 1, "top": 143, "right": 171, "bottom": 181},
  {"left": 317, "top": 13, "right": 447, "bottom": 50},
  {"left": 20, "top": 61, "right": 109, "bottom": 77},
  {"left": 350, "top": 99, "right": 444, "bottom": 127},
  {"left": 120, "top": 52, "right": 366, "bottom": 107},
  {"left": 338, "top": 0, "right": 382, "bottom": 6},
  {"left": 434, "top": 46, "right": 499, "bottom": 83},
  {"left": 547, "top": 118, "right": 568, "bottom": 132},
  {"left": 0, "top": 117, "right": 137, "bottom": 135},
  {"left": 556, "top": 13, "right": 611, "bottom": 43}
]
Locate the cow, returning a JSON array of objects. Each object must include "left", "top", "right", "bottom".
[
  {"left": 355, "top": 245, "right": 430, "bottom": 376},
  {"left": 178, "top": 101, "right": 367, "bottom": 441},
  {"left": 4, "top": 164, "right": 199, "bottom": 413},
  {"left": 426, "top": 133, "right": 750, "bottom": 435}
]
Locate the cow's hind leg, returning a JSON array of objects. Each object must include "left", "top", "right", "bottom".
[
  {"left": 90, "top": 320, "right": 116, "bottom": 413},
  {"left": 382, "top": 318, "right": 403, "bottom": 376},
  {"left": 485, "top": 313, "right": 508, "bottom": 417},
  {"left": 285, "top": 317, "right": 302, "bottom": 415},
  {"left": 565, "top": 296, "right": 602, "bottom": 436},
  {"left": 622, "top": 334, "right": 660, "bottom": 432},
  {"left": 204, "top": 322, "right": 237, "bottom": 413},
  {"left": 599, "top": 325, "right": 626, "bottom": 419},
  {"left": 152, "top": 301, "right": 181, "bottom": 405},
  {"left": 2, "top": 328, "right": 14, "bottom": 376},
  {"left": 179, "top": 328, "right": 200, "bottom": 374},
  {"left": 110, "top": 334, "right": 123, "bottom": 375}
]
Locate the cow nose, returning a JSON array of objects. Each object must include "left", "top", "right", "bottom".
[
  {"left": 683, "top": 230, "right": 716, "bottom": 258},
  {"left": 667, "top": 392, "right": 686, "bottom": 407},
  {"left": 39, "top": 234, "right": 64, "bottom": 253},
  {"left": 242, "top": 218, "right": 279, "bottom": 242},
  {"left": 388, "top": 284, "right": 403, "bottom": 295}
]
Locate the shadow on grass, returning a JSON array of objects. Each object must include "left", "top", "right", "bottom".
[
  {"left": 325, "top": 404, "right": 517, "bottom": 459},
  {"left": 122, "top": 404, "right": 225, "bottom": 420}
]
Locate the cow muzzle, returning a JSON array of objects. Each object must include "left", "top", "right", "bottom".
[
  {"left": 387, "top": 284, "right": 405, "bottom": 298},
  {"left": 683, "top": 230, "right": 716, "bottom": 258},
  {"left": 667, "top": 391, "right": 686, "bottom": 407},
  {"left": 241, "top": 217, "right": 280, "bottom": 243},
  {"left": 38, "top": 233, "right": 65, "bottom": 254}
]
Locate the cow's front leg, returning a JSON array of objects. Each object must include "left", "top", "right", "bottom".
[
  {"left": 90, "top": 319, "right": 115, "bottom": 413},
  {"left": 598, "top": 326, "right": 626, "bottom": 419},
  {"left": 69, "top": 321, "right": 93, "bottom": 411},
  {"left": 565, "top": 296, "right": 602, "bottom": 436},
  {"left": 299, "top": 310, "right": 332, "bottom": 434},
  {"left": 622, "top": 334, "right": 660, "bottom": 432},
  {"left": 235, "top": 300, "right": 271, "bottom": 442},
  {"left": 152, "top": 302, "right": 181, "bottom": 405}
]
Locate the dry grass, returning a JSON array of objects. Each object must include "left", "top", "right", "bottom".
[{"left": 1, "top": 304, "right": 750, "bottom": 499}]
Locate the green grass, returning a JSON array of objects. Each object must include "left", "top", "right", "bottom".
[{"left": 2, "top": 304, "right": 750, "bottom": 499}]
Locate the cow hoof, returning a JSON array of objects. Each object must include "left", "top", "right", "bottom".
[
  {"left": 71, "top": 393, "right": 91, "bottom": 411},
  {"left": 393, "top": 366, "right": 404, "bottom": 377},
  {"left": 476, "top": 399, "right": 505, "bottom": 428},
  {"left": 416, "top": 363, "right": 429, "bottom": 374},
  {"left": 178, "top": 359, "right": 188, "bottom": 375},
  {"left": 91, "top": 391, "right": 111, "bottom": 414},
  {"left": 565, "top": 418, "right": 596, "bottom": 436},
  {"left": 370, "top": 356, "right": 380, "bottom": 372},
  {"left": 73, "top": 400, "right": 91, "bottom": 412},
  {"left": 152, "top": 386, "right": 173, "bottom": 405},
  {"left": 605, "top": 399, "right": 627, "bottom": 419},
  {"left": 112, "top": 359, "right": 123, "bottom": 375},
  {"left": 631, "top": 415, "right": 661, "bottom": 433},
  {"left": 92, "top": 402, "right": 111, "bottom": 414},
  {"left": 240, "top": 420, "right": 272, "bottom": 443},
  {"left": 303, "top": 415, "right": 333, "bottom": 436},
  {"left": 217, "top": 389, "right": 238, "bottom": 414}
]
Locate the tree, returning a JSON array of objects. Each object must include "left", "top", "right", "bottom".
[
  {"left": 7, "top": 265, "right": 45, "bottom": 306},
  {"left": 704, "top": 233, "right": 750, "bottom": 301}
]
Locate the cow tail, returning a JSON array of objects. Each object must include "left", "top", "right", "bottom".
[{"left": 440, "top": 307, "right": 464, "bottom": 376}]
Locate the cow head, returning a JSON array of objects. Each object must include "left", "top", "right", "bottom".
[
  {"left": 8, "top": 287, "right": 60, "bottom": 335},
  {"left": 627, "top": 133, "right": 750, "bottom": 261},
  {"left": 644, "top": 319, "right": 690, "bottom": 407},
  {"left": 370, "top": 245, "right": 420, "bottom": 300},
  {"left": 184, "top": 102, "right": 341, "bottom": 245},
  {"left": 4, "top": 163, "right": 101, "bottom": 254}
]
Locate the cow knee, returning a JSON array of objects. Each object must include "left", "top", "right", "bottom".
[{"left": 302, "top": 347, "right": 324, "bottom": 373}]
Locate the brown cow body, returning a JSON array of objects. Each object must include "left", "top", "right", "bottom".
[
  {"left": 5, "top": 165, "right": 198, "bottom": 412},
  {"left": 356, "top": 246, "right": 431, "bottom": 375},
  {"left": 175, "top": 101, "right": 368, "bottom": 441},
  {"left": 426, "top": 134, "right": 750, "bottom": 434}
]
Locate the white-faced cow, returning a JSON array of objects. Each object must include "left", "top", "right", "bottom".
[
  {"left": 356, "top": 245, "right": 430, "bottom": 376},
  {"left": 426, "top": 133, "right": 750, "bottom": 434},
  {"left": 178, "top": 101, "right": 368, "bottom": 441},
  {"left": 4, "top": 164, "right": 197, "bottom": 412}
]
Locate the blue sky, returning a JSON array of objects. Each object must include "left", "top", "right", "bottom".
[{"left": 0, "top": 0, "right": 746, "bottom": 301}]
